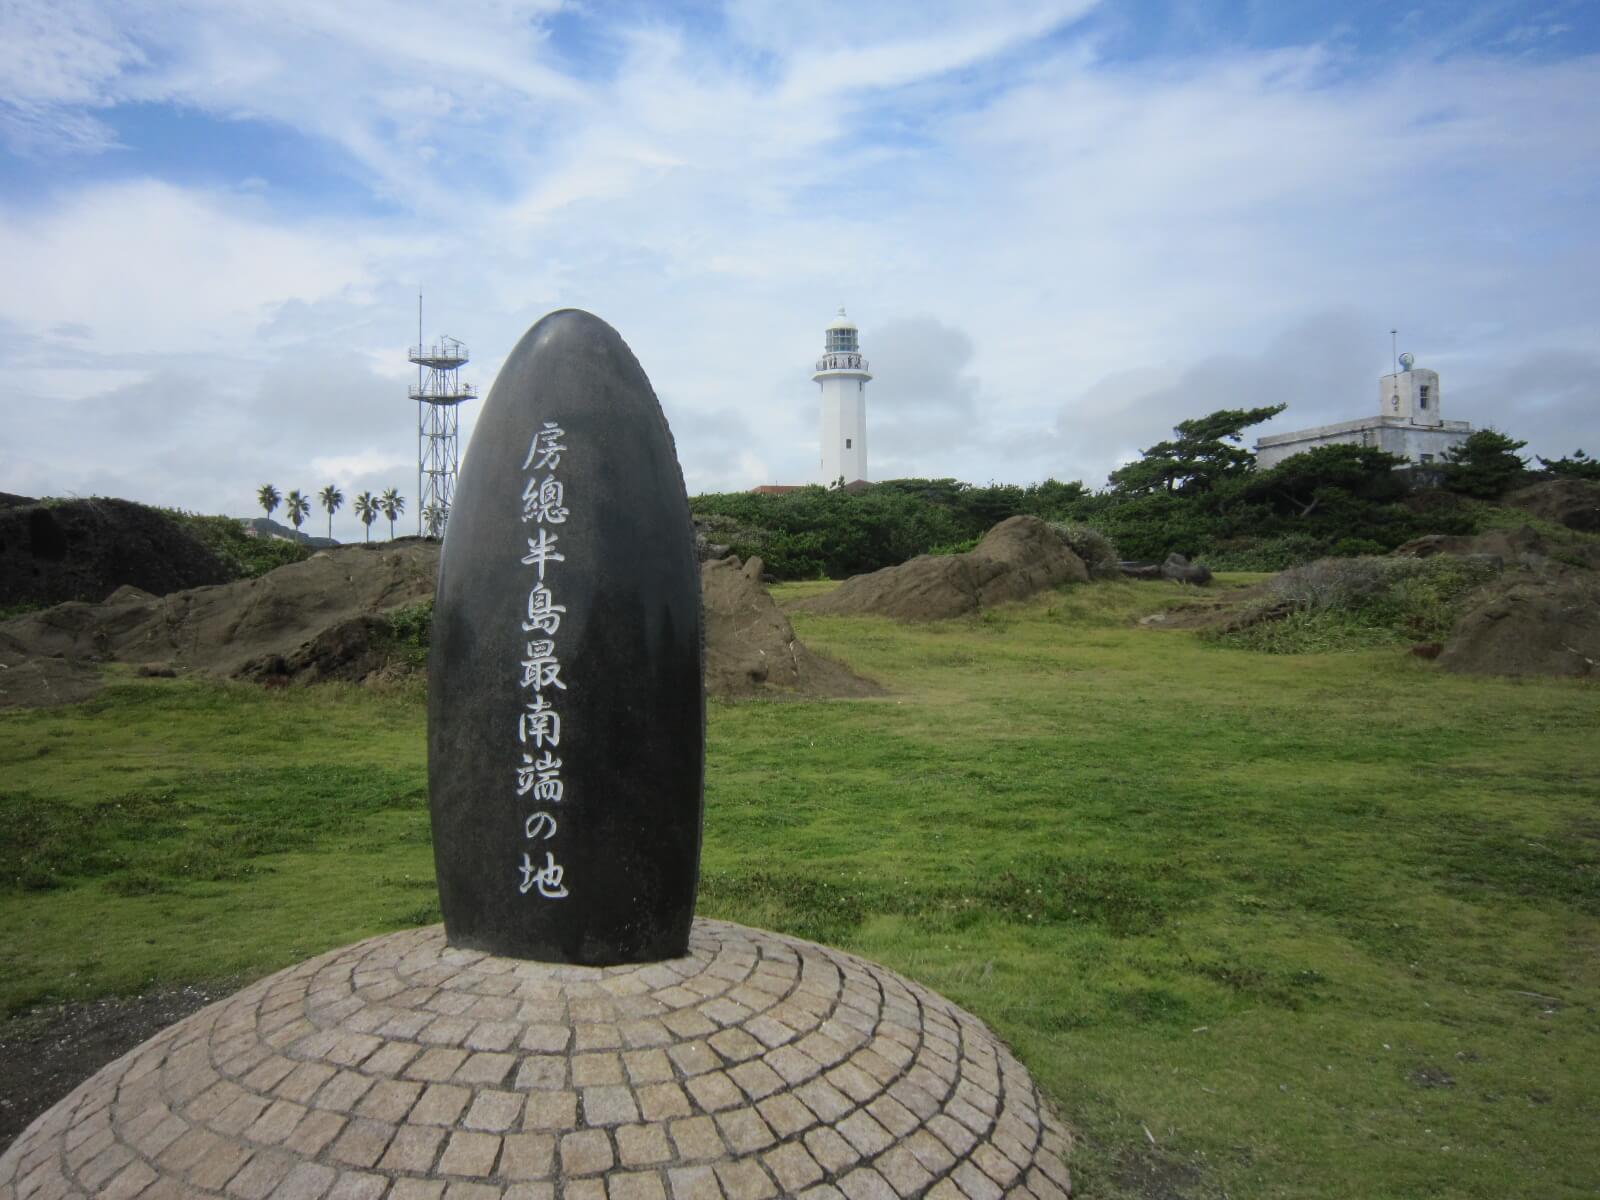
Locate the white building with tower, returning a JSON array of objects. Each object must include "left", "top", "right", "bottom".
[
  {"left": 814, "top": 309, "right": 872, "bottom": 486},
  {"left": 1254, "top": 352, "right": 1474, "bottom": 470}
]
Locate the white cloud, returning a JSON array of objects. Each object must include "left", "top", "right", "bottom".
[{"left": 0, "top": 3, "right": 1596, "bottom": 533}]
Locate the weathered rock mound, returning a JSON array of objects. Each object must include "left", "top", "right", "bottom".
[
  {"left": 0, "top": 497, "right": 232, "bottom": 609},
  {"left": 702, "top": 556, "right": 881, "bottom": 698},
  {"left": 0, "top": 543, "right": 440, "bottom": 704},
  {"left": 794, "top": 516, "right": 1089, "bottom": 621},
  {"left": 1505, "top": 479, "right": 1600, "bottom": 533},
  {"left": 1439, "top": 572, "right": 1600, "bottom": 678},
  {"left": 1393, "top": 525, "right": 1552, "bottom": 566},
  {"left": 1394, "top": 522, "right": 1600, "bottom": 572},
  {"left": 0, "top": 542, "right": 883, "bottom": 706}
]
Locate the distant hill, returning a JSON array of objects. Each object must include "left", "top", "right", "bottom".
[{"left": 238, "top": 516, "right": 339, "bottom": 548}]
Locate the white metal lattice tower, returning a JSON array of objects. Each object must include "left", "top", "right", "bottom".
[
  {"left": 814, "top": 308, "right": 871, "bottom": 485},
  {"left": 410, "top": 298, "right": 477, "bottom": 537}
]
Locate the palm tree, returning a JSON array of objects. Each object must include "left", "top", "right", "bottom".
[
  {"left": 284, "top": 489, "right": 311, "bottom": 540},
  {"left": 353, "top": 491, "right": 379, "bottom": 543},
  {"left": 380, "top": 488, "right": 405, "bottom": 540},
  {"left": 318, "top": 484, "right": 344, "bottom": 541},
  {"left": 422, "top": 502, "right": 445, "bottom": 539},
  {"left": 257, "top": 484, "right": 281, "bottom": 523}
]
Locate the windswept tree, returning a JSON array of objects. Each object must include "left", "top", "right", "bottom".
[
  {"left": 1443, "top": 429, "right": 1529, "bottom": 499},
  {"left": 353, "top": 491, "right": 379, "bottom": 543},
  {"left": 380, "top": 488, "right": 406, "bottom": 540},
  {"left": 284, "top": 489, "right": 311, "bottom": 539},
  {"left": 1109, "top": 404, "right": 1287, "bottom": 496},
  {"left": 1536, "top": 449, "right": 1600, "bottom": 481},
  {"left": 319, "top": 484, "right": 345, "bottom": 541},
  {"left": 257, "top": 484, "right": 281, "bottom": 522}
]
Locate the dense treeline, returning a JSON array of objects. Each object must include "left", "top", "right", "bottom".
[{"left": 692, "top": 411, "right": 1569, "bottom": 581}]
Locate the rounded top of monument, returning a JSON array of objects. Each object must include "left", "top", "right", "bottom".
[
  {"left": 826, "top": 307, "right": 857, "bottom": 332},
  {"left": 1398, "top": 351, "right": 1416, "bottom": 371}
]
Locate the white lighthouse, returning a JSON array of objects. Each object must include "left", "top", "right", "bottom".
[{"left": 814, "top": 308, "right": 872, "bottom": 485}]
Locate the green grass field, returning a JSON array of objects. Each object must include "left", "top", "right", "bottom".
[{"left": 2, "top": 576, "right": 1596, "bottom": 1198}]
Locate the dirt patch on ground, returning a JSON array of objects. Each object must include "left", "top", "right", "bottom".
[
  {"left": 0, "top": 542, "right": 439, "bottom": 705},
  {"left": 703, "top": 556, "right": 881, "bottom": 699},
  {"left": 1505, "top": 479, "right": 1600, "bottom": 533},
  {"left": 1111, "top": 1143, "right": 1205, "bottom": 1200},
  {"left": 1439, "top": 571, "right": 1600, "bottom": 678},
  {"left": 0, "top": 497, "right": 233, "bottom": 610},
  {"left": 793, "top": 516, "right": 1088, "bottom": 622},
  {"left": 0, "top": 984, "right": 233, "bottom": 1155}
]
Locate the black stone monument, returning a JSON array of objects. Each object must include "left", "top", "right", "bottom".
[{"left": 428, "top": 309, "right": 704, "bottom": 964}]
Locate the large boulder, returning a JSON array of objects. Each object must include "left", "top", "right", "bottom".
[
  {"left": 702, "top": 555, "right": 880, "bottom": 698},
  {"left": 794, "top": 515, "right": 1088, "bottom": 621},
  {"left": 1438, "top": 572, "right": 1600, "bottom": 678},
  {"left": 1505, "top": 479, "right": 1600, "bottom": 533},
  {"left": 1117, "top": 553, "right": 1212, "bottom": 585}
]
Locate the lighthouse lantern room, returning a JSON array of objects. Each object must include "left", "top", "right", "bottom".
[{"left": 814, "top": 308, "right": 871, "bottom": 485}]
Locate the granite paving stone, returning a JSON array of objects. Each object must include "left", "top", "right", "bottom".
[
  {"left": 666, "top": 1165, "right": 724, "bottom": 1200},
  {"left": 380, "top": 1126, "right": 447, "bottom": 1173},
  {"left": 608, "top": 1171, "right": 668, "bottom": 1200},
  {"left": 440, "top": 1131, "right": 503, "bottom": 1178},
  {"left": 524, "top": 1092, "right": 581, "bottom": 1132}
]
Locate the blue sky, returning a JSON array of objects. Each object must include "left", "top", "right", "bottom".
[{"left": 2, "top": 1, "right": 1597, "bottom": 539}]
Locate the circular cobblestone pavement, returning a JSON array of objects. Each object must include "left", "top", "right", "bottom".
[{"left": 0, "top": 921, "right": 1072, "bottom": 1200}]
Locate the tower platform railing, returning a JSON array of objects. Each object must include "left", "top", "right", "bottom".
[
  {"left": 409, "top": 342, "right": 469, "bottom": 368},
  {"left": 814, "top": 352, "right": 869, "bottom": 373},
  {"left": 409, "top": 382, "right": 478, "bottom": 404}
]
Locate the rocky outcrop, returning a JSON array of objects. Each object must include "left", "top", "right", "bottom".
[
  {"left": 1439, "top": 572, "right": 1600, "bottom": 678},
  {"left": 1505, "top": 479, "right": 1600, "bottom": 533},
  {"left": 792, "top": 516, "right": 1088, "bottom": 621},
  {"left": 0, "top": 543, "right": 440, "bottom": 703},
  {"left": 702, "top": 556, "right": 880, "bottom": 698},
  {"left": 1393, "top": 525, "right": 1552, "bottom": 567},
  {"left": 0, "top": 541, "right": 883, "bottom": 707}
]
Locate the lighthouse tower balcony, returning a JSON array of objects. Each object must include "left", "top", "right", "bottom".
[{"left": 813, "top": 350, "right": 871, "bottom": 378}]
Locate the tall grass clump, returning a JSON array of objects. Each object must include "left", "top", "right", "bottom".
[{"left": 1214, "top": 554, "right": 1502, "bottom": 653}]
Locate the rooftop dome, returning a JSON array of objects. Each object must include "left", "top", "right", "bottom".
[{"left": 826, "top": 308, "right": 857, "bottom": 332}]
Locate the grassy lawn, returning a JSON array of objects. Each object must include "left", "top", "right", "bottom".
[{"left": 2, "top": 576, "right": 1597, "bottom": 1198}]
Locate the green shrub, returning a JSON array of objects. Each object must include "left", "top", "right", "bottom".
[
  {"left": 385, "top": 600, "right": 433, "bottom": 668},
  {"left": 1329, "top": 537, "right": 1387, "bottom": 557},
  {"left": 926, "top": 537, "right": 981, "bottom": 557},
  {"left": 169, "top": 511, "right": 311, "bottom": 579},
  {"left": 1049, "top": 523, "right": 1120, "bottom": 575}
]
